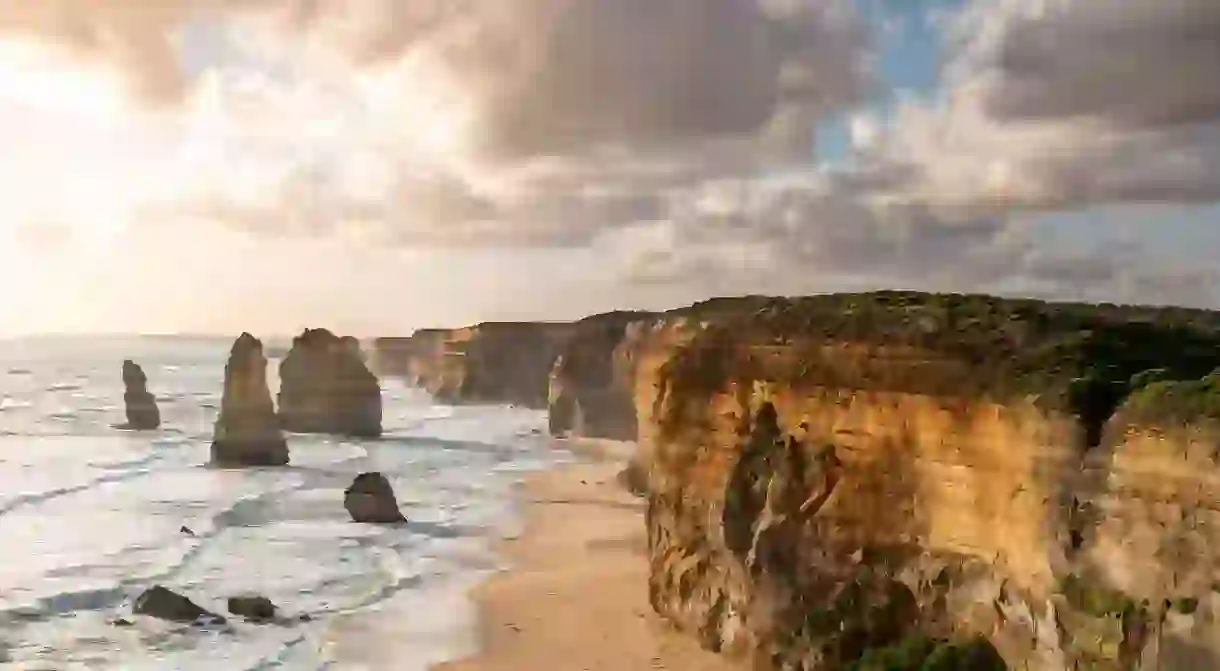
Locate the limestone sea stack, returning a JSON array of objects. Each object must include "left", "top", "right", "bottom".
[
  {"left": 119, "top": 359, "right": 160, "bottom": 430},
  {"left": 210, "top": 333, "right": 289, "bottom": 467},
  {"left": 343, "top": 472, "right": 407, "bottom": 524},
  {"left": 278, "top": 328, "right": 382, "bottom": 437}
]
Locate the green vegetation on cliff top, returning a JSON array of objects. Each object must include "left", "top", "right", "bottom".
[
  {"left": 848, "top": 634, "right": 1006, "bottom": 671},
  {"left": 1118, "top": 370, "right": 1220, "bottom": 428},
  {"left": 655, "top": 291, "right": 1220, "bottom": 434}
]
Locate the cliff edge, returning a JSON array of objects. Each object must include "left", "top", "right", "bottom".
[
  {"left": 640, "top": 291, "right": 1220, "bottom": 670},
  {"left": 547, "top": 297, "right": 779, "bottom": 442}
]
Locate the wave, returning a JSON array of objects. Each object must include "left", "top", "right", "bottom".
[
  {"left": 0, "top": 464, "right": 159, "bottom": 517},
  {"left": 0, "top": 397, "right": 32, "bottom": 411},
  {"left": 0, "top": 584, "right": 131, "bottom": 624},
  {"left": 46, "top": 381, "right": 84, "bottom": 392},
  {"left": 0, "top": 367, "right": 567, "bottom": 669}
]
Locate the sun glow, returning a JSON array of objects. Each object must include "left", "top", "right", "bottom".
[{"left": 0, "top": 41, "right": 131, "bottom": 120}]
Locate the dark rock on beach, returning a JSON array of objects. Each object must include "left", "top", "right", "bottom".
[
  {"left": 344, "top": 472, "right": 407, "bottom": 524},
  {"left": 133, "top": 585, "right": 224, "bottom": 624},
  {"left": 227, "top": 595, "right": 278, "bottom": 623}
]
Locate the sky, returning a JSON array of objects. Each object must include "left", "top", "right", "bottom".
[{"left": 0, "top": 0, "right": 1217, "bottom": 336}]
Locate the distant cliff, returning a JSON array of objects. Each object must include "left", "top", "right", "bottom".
[
  {"left": 547, "top": 310, "right": 656, "bottom": 440},
  {"left": 547, "top": 297, "right": 782, "bottom": 442},
  {"left": 634, "top": 291, "right": 1220, "bottom": 670},
  {"left": 373, "top": 322, "right": 574, "bottom": 409}
]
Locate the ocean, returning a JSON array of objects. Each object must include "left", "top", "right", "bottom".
[{"left": 0, "top": 335, "right": 573, "bottom": 670}]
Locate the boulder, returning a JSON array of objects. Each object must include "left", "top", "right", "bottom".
[
  {"left": 119, "top": 359, "right": 160, "bottom": 430},
  {"left": 616, "top": 457, "right": 650, "bottom": 498},
  {"left": 278, "top": 328, "right": 382, "bottom": 438},
  {"left": 210, "top": 333, "right": 289, "bottom": 467},
  {"left": 133, "top": 585, "right": 224, "bottom": 624},
  {"left": 227, "top": 595, "right": 278, "bottom": 623},
  {"left": 344, "top": 472, "right": 407, "bottom": 524}
]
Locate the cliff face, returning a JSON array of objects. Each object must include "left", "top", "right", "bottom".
[
  {"left": 374, "top": 323, "right": 574, "bottom": 409},
  {"left": 1071, "top": 375, "right": 1220, "bottom": 668},
  {"left": 548, "top": 298, "right": 777, "bottom": 442},
  {"left": 372, "top": 329, "right": 448, "bottom": 380},
  {"left": 547, "top": 311, "right": 654, "bottom": 440},
  {"left": 640, "top": 292, "right": 1220, "bottom": 670}
]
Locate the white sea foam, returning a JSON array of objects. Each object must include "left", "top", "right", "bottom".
[{"left": 0, "top": 336, "right": 569, "bottom": 670}]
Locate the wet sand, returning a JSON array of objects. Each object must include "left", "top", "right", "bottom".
[{"left": 433, "top": 443, "right": 740, "bottom": 671}]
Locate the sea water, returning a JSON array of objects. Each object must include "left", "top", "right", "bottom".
[{"left": 0, "top": 335, "right": 572, "bottom": 670}]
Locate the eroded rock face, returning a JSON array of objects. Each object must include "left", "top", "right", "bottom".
[
  {"left": 547, "top": 312, "right": 654, "bottom": 439},
  {"left": 344, "top": 472, "right": 407, "bottom": 524},
  {"left": 278, "top": 328, "right": 382, "bottom": 437},
  {"left": 642, "top": 292, "right": 1220, "bottom": 670},
  {"left": 210, "top": 333, "right": 289, "bottom": 467},
  {"left": 375, "top": 323, "right": 574, "bottom": 409},
  {"left": 547, "top": 298, "right": 771, "bottom": 442},
  {"left": 119, "top": 359, "right": 160, "bottom": 430},
  {"left": 1065, "top": 378, "right": 1220, "bottom": 669},
  {"left": 133, "top": 585, "right": 224, "bottom": 624}
]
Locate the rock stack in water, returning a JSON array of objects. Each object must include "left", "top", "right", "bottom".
[
  {"left": 278, "top": 328, "right": 382, "bottom": 438},
  {"left": 210, "top": 333, "right": 289, "bottom": 467},
  {"left": 119, "top": 359, "right": 160, "bottom": 430},
  {"left": 343, "top": 472, "right": 406, "bottom": 523}
]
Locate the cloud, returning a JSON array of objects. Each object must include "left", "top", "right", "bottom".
[
  {"left": 621, "top": 171, "right": 1036, "bottom": 290},
  {"left": 3, "top": 0, "right": 1220, "bottom": 326},
  {"left": 0, "top": 0, "right": 877, "bottom": 252},
  {"left": 965, "top": 0, "right": 1220, "bottom": 129},
  {"left": 0, "top": 0, "right": 872, "bottom": 161},
  {"left": 866, "top": 0, "right": 1220, "bottom": 215},
  {"left": 610, "top": 0, "right": 1220, "bottom": 308}
]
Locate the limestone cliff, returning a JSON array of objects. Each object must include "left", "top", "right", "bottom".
[
  {"left": 374, "top": 323, "right": 574, "bottom": 409},
  {"left": 547, "top": 311, "right": 655, "bottom": 440},
  {"left": 641, "top": 291, "right": 1220, "bottom": 670},
  {"left": 1068, "top": 373, "right": 1220, "bottom": 668},
  {"left": 372, "top": 329, "right": 448, "bottom": 380},
  {"left": 278, "top": 328, "right": 382, "bottom": 437},
  {"left": 547, "top": 298, "right": 774, "bottom": 442}
]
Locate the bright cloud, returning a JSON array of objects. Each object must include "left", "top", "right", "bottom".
[
  {"left": 0, "top": 0, "right": 1219, "bottom": 335},
  {"left": 871, "top": 0, "right": 1220, "bottom": 213}
]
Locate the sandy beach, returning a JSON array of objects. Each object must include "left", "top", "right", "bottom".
[{"left": 433, "top": 442, "right": 741, "bottom": 671}]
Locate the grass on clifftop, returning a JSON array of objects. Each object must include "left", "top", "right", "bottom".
[
  {"left": 653, "top": 291, "right": 1220, "bottom": 442},
  {"left": 1118, "top": 370, "right": 1220, "bottom": 428}
]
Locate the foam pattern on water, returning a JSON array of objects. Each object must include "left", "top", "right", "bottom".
[{"left": 0, "top": 336, "right": 571, "bottom": 670}]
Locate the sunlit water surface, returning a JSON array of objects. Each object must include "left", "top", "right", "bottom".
[{"left": 0, "top": 335, "right": 571, "bottom": 670}]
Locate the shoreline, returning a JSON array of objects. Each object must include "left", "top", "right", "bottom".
[{"left": 431, "top": 439, "right": 740, "bottom": 671}]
